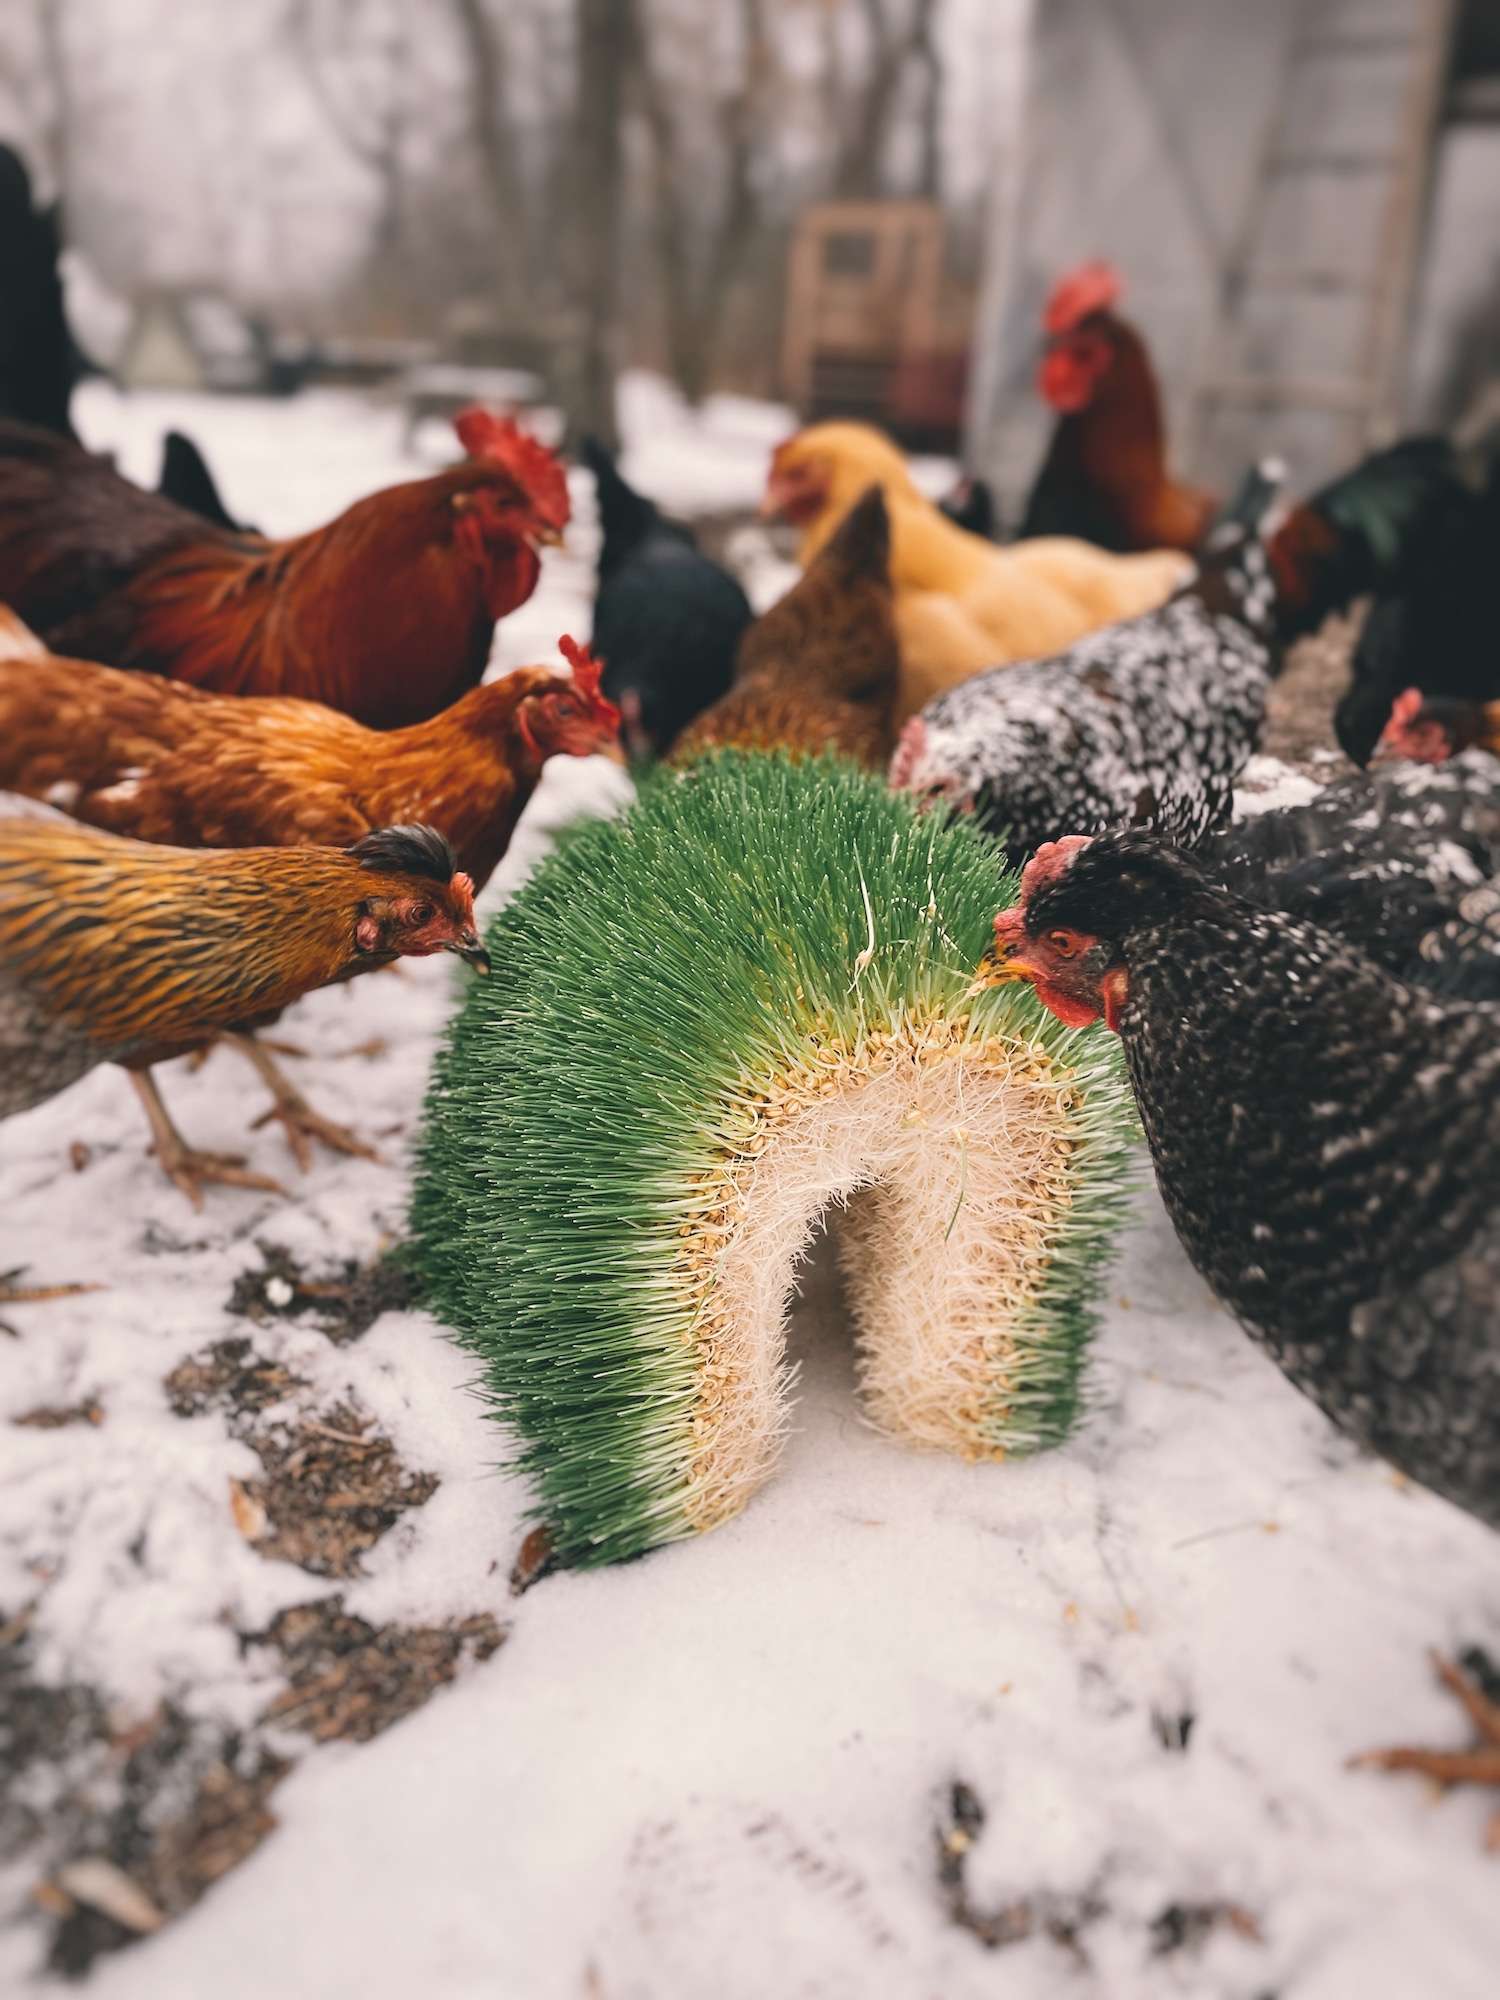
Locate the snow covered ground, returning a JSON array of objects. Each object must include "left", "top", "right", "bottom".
[{"left": 1, "top": 379, "right": 1497, "bottom": 1999}]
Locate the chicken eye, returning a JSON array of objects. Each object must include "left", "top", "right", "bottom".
[
  {"left": 409, "top": 901, "right": 434, "bottom": 925},
  {"left": 1047, "top": 929, "right": 1079, "bottom": 958}
]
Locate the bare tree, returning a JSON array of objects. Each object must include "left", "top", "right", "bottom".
[
  {"left": 629, "top": 0, "right": 772, "bottom": 405},
  {"left": 831, "top": 0, "right": 939, "bottom": 199},
  {"left": 291, "top": 0, "right": 411, "bottom": 254},
  {"left": 566, "top": 0, "right": 633, "bottom": 443},
  {"left": 448, "top": 0, "right": 531, "bottom": 309}
]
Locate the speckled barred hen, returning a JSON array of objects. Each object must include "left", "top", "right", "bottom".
[
  {"left": 890, "top": 525, "right": 1278, "bottom": 862},
  {"left": 893, "top": 438, "right": 1466, "bottom": 863},
  {"left": 979, "top": 828, "right": 1500, "bottom": 1840},
  {"left": 1199, "top": 754, "right": 1500, "bottom": 996},
  {"left": 0, "top": 815, "right": 487, "bottom": 1207},
  {"left": 979, "top": 831, "right": 1500, "bottom": 1527}
]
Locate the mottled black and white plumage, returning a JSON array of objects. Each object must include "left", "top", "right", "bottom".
[
  {"left": 1002, "top": 834, "right": 1500, "bottom": 1526},
  {"left": 890, "top": 528, "right": 1279, "bottom": 863},
  {"left": 1201, "top": 754, "right": 1500, "bottom": 991}
]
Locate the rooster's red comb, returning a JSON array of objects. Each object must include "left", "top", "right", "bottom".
[
  {"left": 1044, "top": 261, "right": 1122, "bottom": 335},
  {"left": 1390, "top": 687, "right": 1424, "bottom": 727},
  {"left": 558, "top": 634, "right": 620, "bottom": 725},
  {"left": 1019, "top": 835, "right": 1094, "bottom": 902},
  {"left": 454, "top": 407, "right": 571, "bottom": 533}
]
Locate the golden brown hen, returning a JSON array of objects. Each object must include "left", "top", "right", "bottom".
[
  {"left": 0, "top": 816, "right": 487, "bottom": 1206},
  {"left": 670, "top": 488, "right": 899, "bottom": 770}
]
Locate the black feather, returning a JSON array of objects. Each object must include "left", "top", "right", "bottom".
[
  {"left": 584, "top": 440, "right": 752, "bottom": 759},
  {"left": 158, "top": 430, "right": 251, "bottom": 533},
  {"left": 350, "top": 824, "right": 457, "bottom": 884}
]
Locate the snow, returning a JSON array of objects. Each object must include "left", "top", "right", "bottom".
[{"left": 2, "top": 381, "right": 1497, "bottom": 2000}]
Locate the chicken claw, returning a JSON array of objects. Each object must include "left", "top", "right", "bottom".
[
  {"left": 227, "top": 1035, "right": 380, "bottom": 1171},
  {"left": 0, "top": 1268, "right": 103, "bottom": 1337},
  {"left": 128, "top": 1071, "right": 287, "bottom": 1210},
  {"left": 1351, "top": 1650, "right": 1500, "bottom": 1850}
]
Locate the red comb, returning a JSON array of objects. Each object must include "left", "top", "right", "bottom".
[
  {"left": 558, "top": 634, "right": 620, "bottom": 725},
  {"left": 1044, "top": 262, "right": 1122, "bottom": 335},
  {"left": 1390, "top": 687, "right": 1424, "bottom": 726},
  {"left": 1019, "top": 835, "right": 1093, "bottom": 900},
  {"left": 454, "top": 407, "right": 571, "bottom": 532}
]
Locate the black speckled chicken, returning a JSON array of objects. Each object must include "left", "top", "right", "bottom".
[
  {"left": 889, "top": 523, "right": 1279, "bottom": 863},
  {"left": 979, "top": 789, "right": 1500, "bottom": 1840},
  {"left": 978, "top": 830, "right": 1500, "bottom": 1529},
  {"left": 894, "top": 439, "right": 1466, "bottom": 864},
  {"left": 1199, "top": 755, "right": 1500, "bottom": 994}
]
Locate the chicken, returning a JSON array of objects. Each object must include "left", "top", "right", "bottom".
[
  {"left": 0, "top": 405, "right": 569, "bottom": 728},
  {"left": 936, "top": 473, "right": 999, "bottom": 541},
  {"left": 893, "top": 439, "right": 1469, "bottom": 861},
  {"left": 1374, "top": 690, "right": 1500, "bottom": 767},
  {"left": 582, "top": 436, "right": 752, "bottom": 759},
  {"left": 978, "top": 830, "right": 1500, "bottom": 1524},
  {"left": 890, "top": 513, "right": 1280, "bottom": 862},
  {"left": 0, "top": 143, "right": 78, "bottom": 438},
  {"left": 1018, "top": 261, "right": 1215, "bottom": 554},
  {"left": 1196, "top": 754, "right": 1500, "bottom": 987},
  {"left": 0, "top": 616, "right": 620, "bottom": 894},
  {"left": 669, "top": 488, "right": 898, "bottom": 769},
  {"left": 759, "top": 419, "right": 1191, "bottom": 720},
  {"left": 1332, "top": 453, "right": 1500, "bottom": 765},
  {"left": 978, "top": 830, "right": 1500, "bottom": 1844},
  {"left": 0, "top": 816, "right": 488, "bottom": 1206}
]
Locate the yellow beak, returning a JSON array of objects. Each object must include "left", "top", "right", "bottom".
[{"left": 964, "top": 942, "right": 1036, "bottom": 999}]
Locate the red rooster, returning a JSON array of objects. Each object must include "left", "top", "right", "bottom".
[
  {"left": 0, "top": 406, "right": 569, "bottom": 728},
  {"left": 1019, "top": 262, "right": 1216, "bottom": 555}
]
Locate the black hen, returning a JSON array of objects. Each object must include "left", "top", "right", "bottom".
[
  {"left": 0, "top": 144, "right": 80, "bottom": 438},
  {"left": 1334, "top": 460, "right": 1500, "bottom": 766},
  {"left": 1266, "top": 436, "right": 1465, "bottom": 646},
  {"left": 581, "top": 436, "right": 752, "bottom": 760},
  {"left": 986, "top": 830, "right": 1500, "bottom": 1528}
]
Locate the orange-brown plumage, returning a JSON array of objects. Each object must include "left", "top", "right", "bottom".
[
  {"left": 0, "top": 624, "right": 621, "bottom": 892},
  {"left": 1022, "top": 262, "right": 1217, "bottom": 555},
  {"left": 671, "top": 487, "right": 899, "bottom": 769},
  {"left": 0, "top": 408, "right": 569, "bottom": 728}
]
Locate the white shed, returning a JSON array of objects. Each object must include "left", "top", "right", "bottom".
[{"left": 968, "top": 0, "right": 1500, "bottom": 508}]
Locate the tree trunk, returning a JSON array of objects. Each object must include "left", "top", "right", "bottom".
[
  {"left": 450, "top": 0, "right": 529, "bottom": 310},
  {"left": 568, "top": 0, "right": 632, "bottom": 447}
]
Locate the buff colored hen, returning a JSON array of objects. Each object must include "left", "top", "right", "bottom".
[{"left": 760, "top": 420, "right": 1190, "bottom": 719}]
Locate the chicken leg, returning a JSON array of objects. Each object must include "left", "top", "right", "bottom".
[
  {"left": 129, "top": 1070, "right": 286, "bottom": 1209},
  {"left": 0, "top": 1269, "right": 102, "bottom": 1337},
  {"left": 226, "top": 1034, "right": 380, "bottom": 1171},
  {"left": 1351, "top": 1651, "right": 1500, "bottom": 1852}
]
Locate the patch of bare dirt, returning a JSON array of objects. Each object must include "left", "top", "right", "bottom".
[
  {"left": 4, "top": 1588, "right": 507, "bottom": 1976},
  {"left": 13, "top": 1399, "right": 104, "bottom": 1431},
  {"left": 251, "top": 1596, "right": 505, "bottom": 1744},
  {"left": 164, "top": 1336, "right": 305, "bottom": 1421},
  {"left": 935, "top": 1781, "right": 1105, "bottom": 1965},
  {"left": 238, "top": 1401, "right": 438, "bottom": 1579},
  {"left": 226, "top": 1240, "right": 416, "bottom": 1345}
]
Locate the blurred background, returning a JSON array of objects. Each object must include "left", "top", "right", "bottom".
[{"left": 0, "top": 0, "right": 1497, "bottom": 520}]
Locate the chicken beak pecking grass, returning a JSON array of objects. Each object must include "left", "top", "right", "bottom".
[
  {"left": 447, "top": 933, "right": 492, "bottom": 974},
  {"left": 965, "top": 938, "right": 1036, "bottom": 998}
]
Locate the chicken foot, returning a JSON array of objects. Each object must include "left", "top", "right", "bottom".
[
  {"left": 0, "top": 1269, "right": 103, "bottom": 1337},
  {"left": 1351, "top": 1651, "right": 1500, "bottom": 1851},
  {"left": 226, "top": 1034, "right": 380, "bottom": 1171},
  {"left": 129, "top": 1071, "right": 287, "bottom": 1209}
]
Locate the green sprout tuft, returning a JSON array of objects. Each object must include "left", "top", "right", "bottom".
[{"left": 411, "top": 753, "right": 1137, "bottom": 1566}]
